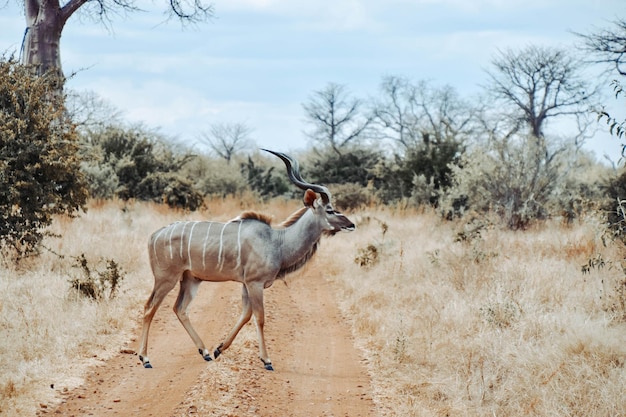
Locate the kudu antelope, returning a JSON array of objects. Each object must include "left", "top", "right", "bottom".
[{"left": 138, "top": 149, "right": 355, "bottom": 370}]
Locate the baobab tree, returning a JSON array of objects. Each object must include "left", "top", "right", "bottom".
[{"left": 15, "top": 0, "right": 213, "bottom": 86}]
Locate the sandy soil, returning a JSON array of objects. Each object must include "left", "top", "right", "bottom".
[{"left": 48, "top": 269, "right": 375, "bottom": 417}]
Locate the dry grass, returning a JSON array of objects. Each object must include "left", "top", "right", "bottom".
[
  {"left": 0, "top": 199, "right": 155, "bottom": 415},
  {"left": 2, "top": 198, "right": 626, "bottom": 416},
  {"left": 0, "top": 196, "right": 301, "bottom": 415},
  {"left": 322, "top": 208, "right": 626, "bottom": 416}
]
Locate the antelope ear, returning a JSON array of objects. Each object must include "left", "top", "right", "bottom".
[{"left": 303, "top": 189, "right": 317, "bottom": 207}]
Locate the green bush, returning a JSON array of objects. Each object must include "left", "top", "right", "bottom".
[
  {"left": 442, "top": 136, "right": 557, "bottom": 229},
  {"left": 330, "top": 182, "right": 372, "bottom": 211},
  {"left": 371, "top": 141, "right": 462, "bottom": 205},
  {"left": 306, "top": 147, "right": 381, "bottom": 186},
  {"left": 136, "top": 172, "right": 204, "bottom": 210},
  {"left": 442, "top": 136, "right": 608, "bottom": 228},
  {"left": 240, "top": 156, "right": 289, "bottom": 198},
  {"left": 183, "top": 155, "right": 248, "bottom": 197},
  {"left": 79, "top": 125, "right": 203, "bottom": 209},
  {"left": 0, "top": 56, "right": 88, "bottom": 256}
]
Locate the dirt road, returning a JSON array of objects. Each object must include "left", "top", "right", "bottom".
[{"left": 50, "top": 269, "right": 375, "bottom": 416}]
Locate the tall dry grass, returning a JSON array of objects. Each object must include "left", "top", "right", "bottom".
[
  {"left": 322, "top": 208, "right": 626, "bottom": 416},
  {"left": 2, "top": 198, "right": 626, "bottom": 416},
  {"left": 0, "top": 195, "right": 301, "bottom": 415}
]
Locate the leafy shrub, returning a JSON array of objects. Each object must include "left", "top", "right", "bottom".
[
  {"left": 354, "top": 217, "right": 388, "bottom": 268},
  {"left": 136, "top": 172, "right": 204, "bottom": 210},
  {"left": 410, "top": 174, "right": 438, "bottom": 206},
  {"left": 480, "top": 300, "right": 521, "bottom": 329},
  {"left": 442, "top": 136, "right": 558, "bottom": 229},
  {"left": 69, "top": 254, "right": 125, "bottom": 301},
  {"left": 240, "top": 156, "right": 289, "bottom": 198},
  {"left": 0, "top": 56, "right": 88, "bottom": 256},
  {"left": 307, "top": 147, "right": 381, "bottom": 186},
  {"left": 601, "top": 170, "right": 626, "bottom": 239},
  {"left": 80, "top": 162, "right": 119, "bottom": 199},
  {"left": 370, "top": 157, "right": 408, "bottom": 203},
  {"left": 182, "top": 155, "right": 248, "bottom": 197},
  {"left": 80, "top": 125, "right": 203, "bottom": 209},
  {"left": 371, "top": 141, "right": 462, "bottom": 205},
  {"left": 330, "top": 182, "right": 372, "bottom": 211}
]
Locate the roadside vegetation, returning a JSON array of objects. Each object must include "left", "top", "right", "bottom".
[
  {"left": 2, "top": 16, "right": 626, "bottom": 416},
  {"left": 326, "top": 208, "right": 626, "bottom": 416},
  {"left": 3, "top": 200, "right": 626, "bottom": 415}
]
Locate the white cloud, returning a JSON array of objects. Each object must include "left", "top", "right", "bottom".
[
  {"left": 217, "top": 0, "right": 379, "bottom": 31},
  {"left": 3, "top": 0, "right": 624, "bottom": 156}
]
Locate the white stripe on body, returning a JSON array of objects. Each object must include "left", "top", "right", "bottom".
[
  {"left": 217, "top": 223, "right": 228, "bottom": 271},
  {"left": 167, "top": 222, "right": 181, "bottom": 260},
  {"left": 179, "top": 222, "right": 189, "bottom": 258},
  {"left": 235, "top": 221, "right": 243, "bottom": 270},
  {"left": 202, "top": 222, "right": 213, "bottom": 270},
  {"left": 152, "top": 227, "right": 168, "bottom": 267},
  {"left": 187, "top": 222, "right": 198, "bottom": 270}
]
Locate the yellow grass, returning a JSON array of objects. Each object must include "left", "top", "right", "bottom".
[
  {"left": 323, "top": 208, "right": 626, "bottom": 416},
  {"left": 2, "top": 199, "right": 626, "bottom": 415},
  {"left": 0, "top": 196, "right": 301, "bottom": 415}
]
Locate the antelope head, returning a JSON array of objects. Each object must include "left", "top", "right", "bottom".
[{"left": 262, "top": 149, "right": 355, "bottom": 234}]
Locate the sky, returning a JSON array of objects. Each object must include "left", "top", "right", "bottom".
[{"left": 1, "top": 0, "right": 625, "bottom": 160}]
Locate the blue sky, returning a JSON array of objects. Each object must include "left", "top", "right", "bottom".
[{"left": 1, "top": 0, "right": 625, "bottom": 159}]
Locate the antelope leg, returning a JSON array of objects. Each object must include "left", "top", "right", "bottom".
[
  {"left": 138, "top": 271, "right": 179, "bottom": 368},
  {"left": 247, "top": 282, "right": 273, "bottom": 370},
  {"left": 214, "top": 284, "right": 252, "bottom": 358},
  {"left": 174, "top": 272, "right": 211, "bottom": 361}
]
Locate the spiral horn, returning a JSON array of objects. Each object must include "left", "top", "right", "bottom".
[{"left": 262, "top": 149, "right": 331, "bottom": 204}]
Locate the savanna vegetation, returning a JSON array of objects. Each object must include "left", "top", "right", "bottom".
[
  {"left": 2, "top": 15, "right": 626, "bottom": 417},
  {"left": 3, "top": 199, "right": 626, "bottom": 415}
]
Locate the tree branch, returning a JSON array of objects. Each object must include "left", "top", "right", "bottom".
[{"left": 60, "top": 0, "right": 89, "bottom": 25}]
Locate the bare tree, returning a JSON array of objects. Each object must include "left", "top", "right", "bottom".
[
  {"left": 576, "top": 18, "right": 626, "bottom": 140},
  {"left": 302, "top": 82, "right": 372, "bottom": 155},
  {"left": 576, "top": 18, "right": 626, "bottom": 76},
  {"left": 452, "top": 45, "right": 601, "bottom": 229},
  {"left": 371, "top": 76, "right": 419, "bottom": 149},
  {"left": 372, "top": 75, "right": 477, "bottom": 151},
  {"left": 199, "top": 122, "right": 253, "bottom": 163},
  {"left": 65, "top": 89, "right": 123, "bottom": 133},
  {"left": 13, "top": 0, "right": 213, "bottom": 86},
  {"left": 485, "top": 45, "right": 598, "bottom": 140}
]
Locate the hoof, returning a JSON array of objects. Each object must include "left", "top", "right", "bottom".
[
  {"left": 261, "top": 358, "right": 274, "bottom": 371},
  {"left": 199, "top": 349, "right": 213, "bottom": 362},
  {"left": 214, "top": 343, "right": 224, "bottom": 359},
  {"left": 139, "top": 355, "right": 152, "bottom": 368}
]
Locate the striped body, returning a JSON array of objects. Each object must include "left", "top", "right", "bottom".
[
  {"left": 150, "top": 219, "right": 273, "bottom": 282},
  {"left": 137, "top": 150, "right": 355, "bottom": 370},
  {"left": 148, "top": 213, "right": 320, "bottom": 287}
]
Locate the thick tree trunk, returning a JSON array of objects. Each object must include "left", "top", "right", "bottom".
[
  {"left": 21, "top": 0, "right": 86, "bottom": 91},
  {"left": 23, "top": 0, "right": 64, "bottom": 78}
]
